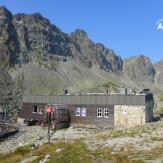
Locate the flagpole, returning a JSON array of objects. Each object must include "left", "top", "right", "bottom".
[{"left": 48, "top": 112, "right": 51, "bottom": 143}]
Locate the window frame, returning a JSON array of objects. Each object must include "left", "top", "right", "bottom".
[
  {"left": 75, "top": 107, "right": 81, "bottom": 116},
  {"left": 33, "top": 105, "right": 38, "bottom": 113},
  {"left": 81, "top": 107, "right": 86, "bottom": 117},
  {"left": 33, "top": 105, "right": 43, "bottom": 114},
  {"left": 38, "top": 105, "right": 43, "bottom": 114},
  {"left": 104, "top": 108, "right": 109, "bottom": 118},
  {"left": 97, "top": 108, "right": 102, "bottom": 118}
]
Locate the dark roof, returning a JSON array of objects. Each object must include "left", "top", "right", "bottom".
[{"left": 23, "top": 93, "right": 153, "bottom": 106}]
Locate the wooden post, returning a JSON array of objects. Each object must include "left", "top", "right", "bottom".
[
  {"left": 47, "top": 105, "right": 54, "bottom": 143},
  {"left": 48, "top": 112, "right": 51, "bottom": 143}
]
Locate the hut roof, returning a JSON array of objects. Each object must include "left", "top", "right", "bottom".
[{"left": 23, "top": 93, "right": 153, "bottom": 106}]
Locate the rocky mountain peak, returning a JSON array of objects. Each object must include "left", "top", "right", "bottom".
[
  {"left": 70, "top": 28, "right": 123, "bottom": 72},
  {"left": 71, "top": 29, "right": 88, "bottom": 39},
  {"left": 14, "top": 12, "right": 51, "bottom": 26},
  {"left": 0, "top": 6, "right": 162, "bottom": 96},
  {"left": 95, "top": 43, "right": 105, "bottom": 50},
  {"left": 123, "top": 55, "right": 155, "bottom": 83},
  {"left": 154, "top": 60, "right": 163, "bottom": 69},
  {"left": 0, "top": 6, "right": 12, "bottom": 19},
  {"left": 29, "top": 13, "right": 46, "bottom": 21},
  {"left": 0, "top": 6, "right": 19, "bottom": 67},
  {"left": 12, "top": 12, "right": 74, "bottom": 58},
  {"left": 139, "top": 55, "right": 152, "bottom": 65},
  {"left": 0, "top": 6, "right": 124, "bottom": 73}
]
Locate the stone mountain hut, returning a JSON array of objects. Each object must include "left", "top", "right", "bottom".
[{"left": 19, "top": 90, "right": 154, "bottom": 128}]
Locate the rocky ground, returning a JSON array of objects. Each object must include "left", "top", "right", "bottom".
[
  {"left": 0, "top": 125, "right": 48, "bottom": 154},
  {"left": 0, "top": 121, "right": 163, "bottom": 153},
  {"left": 0, "top": 124, "right": 95, "bottom": 154},
  {"left": 1, "top": 121, "right": 163, "bottom": 162},
  {"left": 51, "top": 121, "right": 163, "bottom": 152}
]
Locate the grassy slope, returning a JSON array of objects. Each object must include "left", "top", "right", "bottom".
[
  {"left": 11, "top": 60, "right": 123, "bottom": 94},
  {"left": 0, "top": 140, "right": 146, "bottom": 163}
]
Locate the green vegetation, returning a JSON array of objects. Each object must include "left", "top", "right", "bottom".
[
  {"left": 103, "top": 81, "right": 118, "bottom": 88},
  {"left": 102, "top": 81, "right": 118, "bottom": 92},
  {"left": 33, "top": 57, "right": 60, "bottom": 71},
  {"left": 159, "top": 94, "right": 163, "bottom": 102},
  {"left": 47, "top": 141, "right": 92, "bottom": 163},
  {"left": 51, "top": 61, "right": 59, "bottom": 71},
  {"left": 94, "top": 147, "right": 144, "bottom": 163},
  {"left": 96, "top": 124, "right": 155, "bottom": 141},
  {"left": 1, "top": 123, "right": 163, "bottom": 163},
  {"left": 73, "top": 65, "right": 82, "bottom": 74},
  {"left": 151, "top": 137, "right": 163, "bottom": 141},
  {"left": 156, "top": 94, "right": 163, "bottom": 115},
  {"left": 0, "top": 139, "right": 149, "bottom": 163},
  {"left": 0, "top": 146, "right": 32, "bottom": 163},
  {"left": 0, "top": 140, "right": 92, "bottom": 163}
]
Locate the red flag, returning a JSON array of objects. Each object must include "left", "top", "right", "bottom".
[{"left": 47, "top": 105, "right": 54, "bottom": 113}]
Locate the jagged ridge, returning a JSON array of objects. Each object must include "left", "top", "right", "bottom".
[
  {"left": 0, "top": 6, "right": 123, "bottom": 73},
  {"left": 0, "top": 6, "right": 162, "bottom": 94}
]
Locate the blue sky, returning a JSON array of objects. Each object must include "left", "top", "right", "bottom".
[{"left": 0, "top": 0, "right": 163, "bottom": 63}]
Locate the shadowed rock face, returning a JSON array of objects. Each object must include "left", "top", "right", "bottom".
[
  {"left": 0, "top": 6, "right": 19, "bottom": 66},
  {"left": 0, "top": 6, "right": 123, "bottom": 73},
  {"left": 123, "top": 55, "right": 156, "bottom": 83},
  {"left": 13, "top": 13, "right": 74, "bottom": 58},
  {"left": 71, "top": 29, "right": 123, "bottom": 72}
]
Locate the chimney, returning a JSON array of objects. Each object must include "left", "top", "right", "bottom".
[{"left": 64, "top": 90, "right": 68, "bottom": 95}]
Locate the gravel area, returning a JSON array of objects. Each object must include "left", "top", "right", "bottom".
[
  {"left": 0, "top": 125, "right": 48, "bottom": 154},
  {"left": 1, "top": 121, "right": 163, "bottom": 155},
  {"left": 85, "top": 121, "right": 163, "bottom": 152},
  {"left": 0, "top": 125, "right": 95, "bottom": 154},
  {"left": 51, "top": 127, "right": 94, "bottom": 140}
]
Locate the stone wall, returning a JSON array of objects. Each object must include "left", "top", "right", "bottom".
[{"left": 114, "top": 105, "right": 146, "bottom": 128}]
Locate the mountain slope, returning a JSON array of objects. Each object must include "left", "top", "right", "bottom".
[
  {"left": 70, "top": 29, "right": 123, "bottom": 72},
  {"left": 0, "top": 6, "right": 124, "bottom": 94},
  {"left": 123, "top": 55, "right": 156, "bottom": 83},
  {"left": 154, "top": 60, "right": 163, "bottom": 91},
  {"left": 0, "top": 6, "right": 123, "bottom": 74},
  {"left": 0, "top": 6, "right": 19, "bottom": 66},
  {"left": 0, "top": 6, "right": 162, "bottom": 99}
]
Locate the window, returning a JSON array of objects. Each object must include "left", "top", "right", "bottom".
[
  {"left": 75, "top": 107, "right": 80, "bottom": 116},
  {"left": 33, "top": 105, "right": 43, "bottom": 114},
  {"left": 33, "top": 105, "right": 38, "bottom": 113},
  {"left": 39, "top": 106, "right": 43, "bottom": 114},
  {"left": 81, "top": 108, "right": 86, "bottom": 116},
  {"left": 104, "top": 108, "right": 109, "bottom": 118},
  {"left": 97, "top": 108, "right": 102, "bottom": 117}
]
